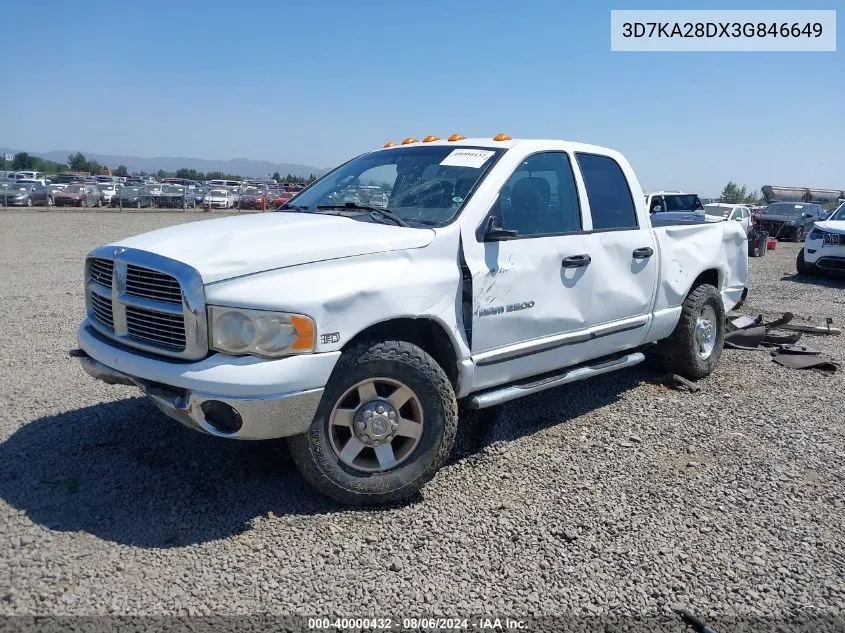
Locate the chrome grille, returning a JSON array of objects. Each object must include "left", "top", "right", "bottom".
[
  {"left": 90, "top": 258, "right": 114, "bottom": 287},
  {"left": 126, "top": 265, "right": 182, "bottom": 304},
  {"left": 126, "top": 305, "right": 186, "bottom": 350},
  {"left": 84, "top": 248, "right": 207, "bottom": 360},
  {"left": 90, "top": 291, "right": 114, "bottom": 328}
]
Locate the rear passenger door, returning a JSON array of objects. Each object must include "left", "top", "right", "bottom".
[{"left": 572, "top": 152, "right": 659, "bottom": 336}]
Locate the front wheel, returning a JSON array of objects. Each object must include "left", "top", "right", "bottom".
[
  {"left": 794, "top": 227, "right": 804, "bottom": 242},
  {"left": 26, "top": 197, "right": 32, "bottom": 207},
  {"left": 289, "top": 340, "right": 458, "bottom": 506},
  {"left": 655, "top": 283, "right": 725, "bottom": 380},
  {"left": 796, "top": 248, "right": 819, "bottom": 276}
]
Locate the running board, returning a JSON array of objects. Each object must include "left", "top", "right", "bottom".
[{"left": 468, "top": 352, "right": 645, "bottom": 410}]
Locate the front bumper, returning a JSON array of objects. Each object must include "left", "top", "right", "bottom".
[
  {"left": 76, "top": 321, "right": 340, "bottom": 439},
  {"left": 804, "top": 241, "right": 845, "bottom": 271}
]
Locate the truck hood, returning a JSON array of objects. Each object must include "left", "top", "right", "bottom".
[
  {"left": 109, "top": 212, "right": 435, "bottom": 283},
  {"left": 814, "top": 220, "right": 845, "bottom": 235}
]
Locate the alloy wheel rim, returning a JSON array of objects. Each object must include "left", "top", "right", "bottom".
[
  {"left": 695, "top": 305, "right": 718, "bottom": 360},
  {"left": 328, "top": 377, "right": 424, "bottom": 473}
]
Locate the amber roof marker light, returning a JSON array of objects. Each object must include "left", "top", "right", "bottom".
[
  {"left": 447, "top": 134, "right": 466, "bottom": 141},
  {"left": 423, "top": 135, "right": 440, "bottom": 142},
  {"left": 383, "top": 142, "right": 397, "bottom": 148},
  {"left": 493, "top": 133, "right": 512, "bottom": 141},
  {"left": 401, "top": 137, "right": 419, "bottom": 145}
]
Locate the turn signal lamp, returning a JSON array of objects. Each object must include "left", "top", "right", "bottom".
[
  {"left": 423, "top": 135, "right": 440, "bottom": 142},
  {"left": 383, "top": 142, "right": 397, "bottom": 148},
  {"left": 447, "top": 134, "right": 466, "bottom": 141},
  {"left": 401, "top": 137, "right": 418, "bottom": 144},
  {"left": 493, "top": 133, "right": 512, "bottom": 141}
]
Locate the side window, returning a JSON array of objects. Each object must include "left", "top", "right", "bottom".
[
  {"left": 497, "top": 152, "right": 581, "bottom": 236},
  {"left": 575, "top": 153, "right": 638, "bottom": 230}
]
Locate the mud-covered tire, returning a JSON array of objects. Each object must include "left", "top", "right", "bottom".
[
  {"left": 288, "top": 339, "right": 458, "bottom": 506},
  {"left": 796, "top": 248, "right": 818, "bottom": 276},
  {"left": 655, "top": 283, "right": 725, "bottom": 380}
]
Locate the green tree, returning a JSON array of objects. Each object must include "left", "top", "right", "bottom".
[
  {"left": 113, "top": 165, "right": 129, "bottom": 177},
  {"left": 11, "top": 152, "right": 36, "bottom": 170},
  {"left": 272, "top": 171, "right": 281, "bottom": 182},
  {"left": 68, "top": 152, "right": 89, "bottom": 172},
  {"left": 720, "top": 181, "right": 758, "bottom": 204},
  {"left": 156, "top": 169, "right": 167, "bottom": 180}
]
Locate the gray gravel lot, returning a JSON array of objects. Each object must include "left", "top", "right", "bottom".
[{"left": 1, "top": 210, "right": 843, "bottom": 626}]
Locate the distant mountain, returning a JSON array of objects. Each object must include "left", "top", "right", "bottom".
[{"left": 0, "top": 148, "right": 324, "bottom": 178}]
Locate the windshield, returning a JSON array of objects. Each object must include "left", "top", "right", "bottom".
[
  {"left": 763, "top": 203, "right": 806, "bottom": 216},
  {"left": 209, "top": 189, "right": 228, "bottom": 196},
  {"left": 65, "top": 185, "right": 84, "bottom": 193},
  {"left": 284, "top": 145, "right": 504, "bottom": 226},
  {"left": 162, "top": 185, "right": 182, "bottom": 193},
  {"left": 8, "top": 184, "right": 30, "bottom": 192},
  {"left": 122, "top": 187, "right": 140, "bottom": 195},
  {"left": 704, "top": 204, "right": 731, "bottom": 218},
  {"left": 657, "top": 194, "right": 702, "bottom": 212},
  {"left": 827, "top": 203, "right": 844, "bottom": 221}
]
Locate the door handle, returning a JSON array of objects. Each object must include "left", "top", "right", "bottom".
[
  {"left": 632, "top": 246, "right": 654, "bottom": 259},
  {"left": 561, "top": 254, "right": 591, "bottom": 268}
]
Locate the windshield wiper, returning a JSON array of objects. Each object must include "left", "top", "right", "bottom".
[
  {"left": 278, "top": 203, "right": 310, "bottom": 212},
  {"left": 316, "top": 203, "right": 409, "bottom": 227}
]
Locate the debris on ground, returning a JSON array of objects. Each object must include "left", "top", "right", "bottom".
[
  {"left": 663, "top": 373, "right": 701, "bottom": 393},
  {"left": 726, "top": 313, "right": 841, "bottom": 371}
]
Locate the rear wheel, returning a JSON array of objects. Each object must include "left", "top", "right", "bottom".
[
  {"left": 796, "top": 248, "right": 819, "bottom": 276},
  {"left": 289, "top": 340, "right": 458, "bottom": 506},
  {"left": 656, "top": 284, "right": 725, "bottom": 380}
]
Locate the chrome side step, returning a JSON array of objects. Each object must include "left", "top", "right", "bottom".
[{"left": 468, "top": 352, "right": 645, "bottom": 410}]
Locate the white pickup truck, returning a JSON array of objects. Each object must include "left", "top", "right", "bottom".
[{"left": 74, "top": 136, "right": 748, "bottom": 505}]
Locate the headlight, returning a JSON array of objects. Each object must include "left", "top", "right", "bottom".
[
  {"left": 808, "top": 228, "right": 824, "bottom": 240},
  {"left": 208, "top": 306, "right": 315, "bottom": 357}
]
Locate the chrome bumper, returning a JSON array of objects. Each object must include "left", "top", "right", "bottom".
[{"left": 74, "top": 350, "right": 323, "bottom": 440}]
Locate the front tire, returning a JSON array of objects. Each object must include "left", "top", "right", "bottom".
[
  {"left": 796, "top": 249, "right": 819, "bottom": 276},
  {"left": 656, "top": 283, "right": 725, "bottom": 380},
  {"left": 289, "top": 340, "right": 458, "bottom": 506},
  {"left": 794, "top": 227, "right": 804, "bottom": 242}
]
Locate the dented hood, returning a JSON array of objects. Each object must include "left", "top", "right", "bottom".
[
  {"left": 110, "top": 212, "right": 435, "bottom": 283},
  {"left": 814, "top": 220, "right": 845, "bottom": 235}
]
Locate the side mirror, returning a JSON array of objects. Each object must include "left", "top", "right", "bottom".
[{"left": 483, "top": 215, "right": 518, "bottom": 241}]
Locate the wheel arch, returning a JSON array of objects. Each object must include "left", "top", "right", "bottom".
[
  {"left": 342, "top": 317, "right": 462, "bottom": 393},
  {"left": 687, "top": 268, "right": 720, "bottom": 297}
]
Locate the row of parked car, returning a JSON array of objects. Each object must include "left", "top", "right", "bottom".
[
  {"left": 645, "top": 190, "right": 835, "bottom": 242},
  {"left": 0, "top": 175, "right": 310, "bottom": 209}
]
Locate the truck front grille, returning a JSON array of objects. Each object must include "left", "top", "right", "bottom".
[
  {"left": 90, "top": 258, "right": 114, "bottom": 287},
  {"left": 126, "top": 265, "right": 182, "bottom": 304},
  {"left": 85, "top": 249, "right": 207, "bottom": 360},
  {"left": 90, "top": 291, "right": 114, "bottom": 328},
  {"left": 126, "top": 305, "right": 186, "bottom": 350}
]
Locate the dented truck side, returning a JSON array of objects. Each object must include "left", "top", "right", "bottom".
[{"left": 74, "top": 138, "right": 748, "bottom": 505}]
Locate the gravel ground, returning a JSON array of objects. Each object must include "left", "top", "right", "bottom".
[{"left": 1, "top": 210, "right": 843, "bottom": 629}]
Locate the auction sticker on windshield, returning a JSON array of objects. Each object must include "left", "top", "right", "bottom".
[{"left": 440, "top": 149, "right": 495, "bottom": 168}]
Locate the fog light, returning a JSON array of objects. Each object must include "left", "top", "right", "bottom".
[{"left": 201, "top": 401, "right": 243, "bottom": 434}]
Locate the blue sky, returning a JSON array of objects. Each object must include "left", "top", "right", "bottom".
[{"left": 2, "top": 0, "right": 842, "bottom": 195}]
